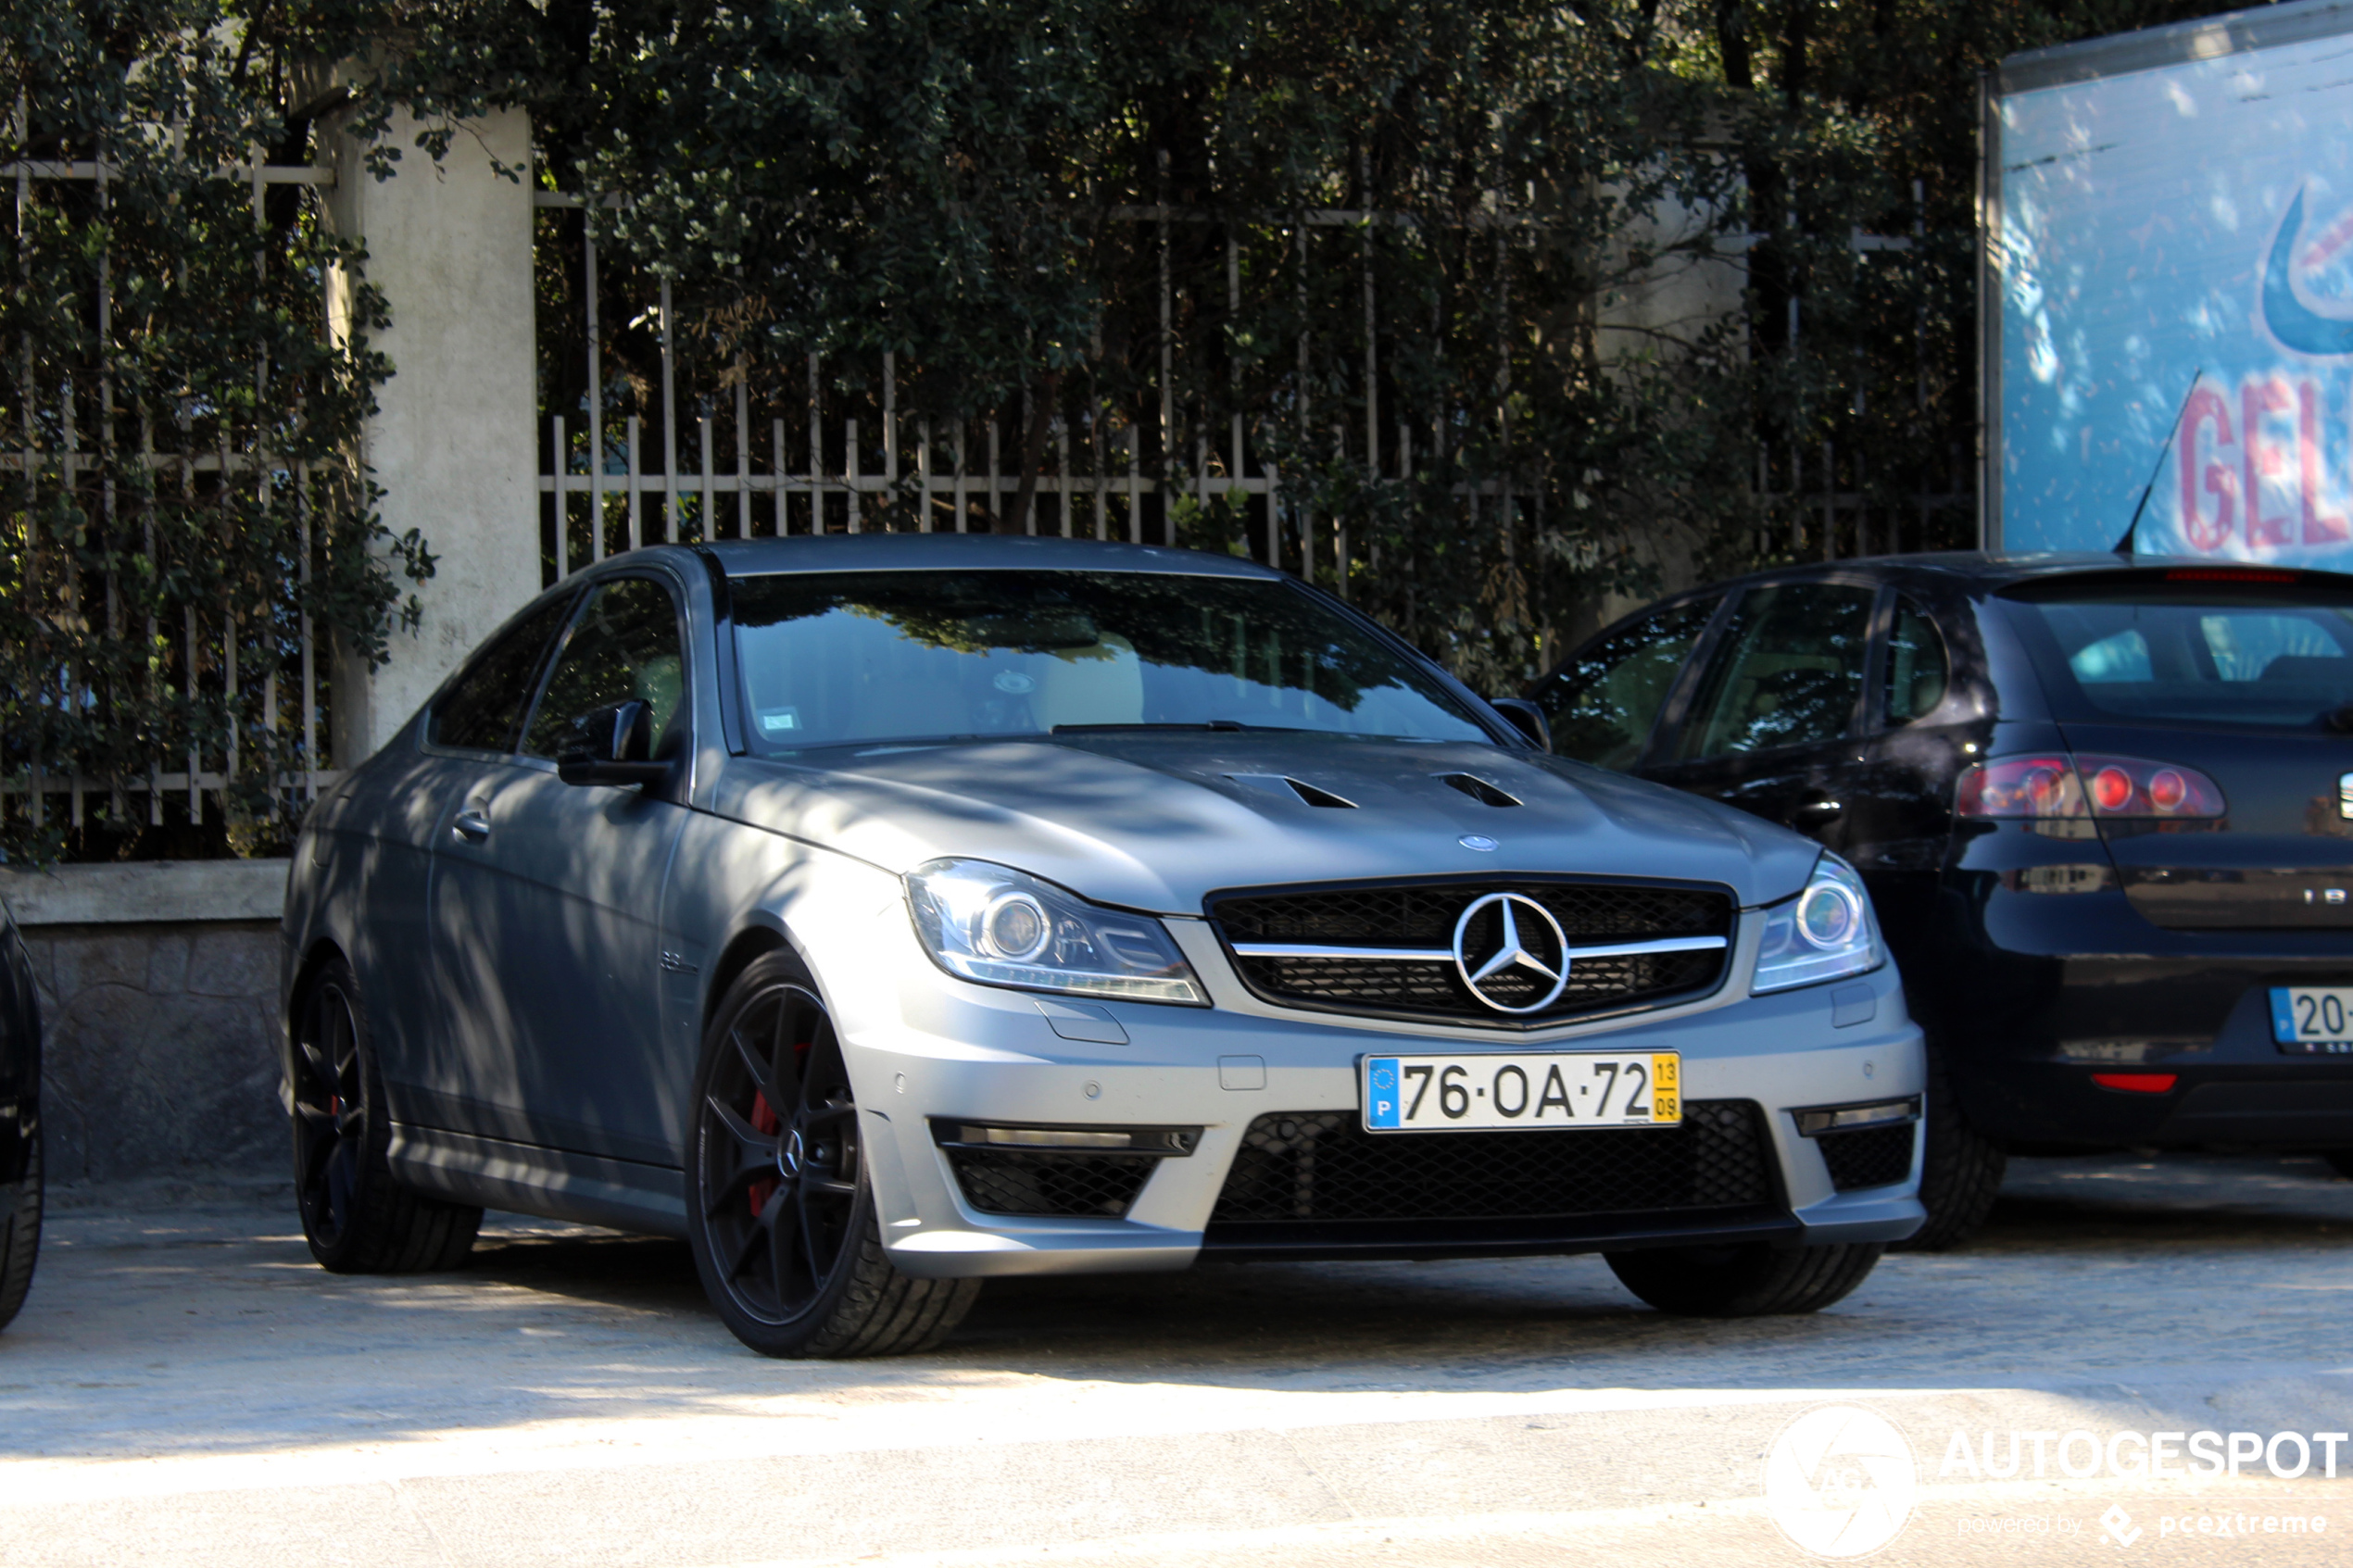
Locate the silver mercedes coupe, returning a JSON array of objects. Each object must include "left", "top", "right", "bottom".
[{"left": 280, "top": 536, "right": 1926, "bottom": 1357}]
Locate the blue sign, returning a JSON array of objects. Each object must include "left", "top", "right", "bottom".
[{"left": 1998, "top": 22, "right": 2353, "bottom": 567}]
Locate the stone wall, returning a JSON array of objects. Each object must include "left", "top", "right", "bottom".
[
  {"left": 5, "top": 860, "right": 292, "bottom": 1185},
  {"left": 22, "top": 922, "right": 284, "bottom": 1184}
]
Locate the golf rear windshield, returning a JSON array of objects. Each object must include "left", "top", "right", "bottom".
[
  {"left": 2005, "top": 574, "right": 2353, "bottom": 729},
  {"left": 728, "top": 569, "right": 1492, "bottom": 751}
]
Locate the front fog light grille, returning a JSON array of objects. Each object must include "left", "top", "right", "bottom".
[
  {"left": 1792, "top": 1098, "right": 1919, "bottom": 1193},
  {"left": 1208, "top": 1100, "right": 1772, "bottom": 1223},
  {"left": 934, "top": 1122, "right": 1197, "bottom": 1220},
  {"left": 1816, "top": 1124, "right": 1917, "bottom": 1192}
]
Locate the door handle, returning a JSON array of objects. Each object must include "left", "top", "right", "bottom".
[{"left": 451, "top": 808, "right": 492, "bottom": 843}]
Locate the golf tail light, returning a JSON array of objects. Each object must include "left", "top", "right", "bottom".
[
  {"left": 1956, "top": 754, "right": 2224, "bottom": 820},
  {"left": 2092, "top": 1072, "right": 2178, "bottom": 1094}
]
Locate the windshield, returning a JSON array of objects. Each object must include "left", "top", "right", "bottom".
[
  {"left": 2008, "top": 579, "right": 2353, "bottom": 729},
  {"left": 729, "top": 569, "right": 1492, "bottom": 752}
]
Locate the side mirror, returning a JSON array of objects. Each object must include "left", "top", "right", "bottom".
[
  {"left": 558, "top": 700, "right": 672, "bottom": 787},
  {"left": 1488, "top": 697, "right": 1551, "bottom": 752}
]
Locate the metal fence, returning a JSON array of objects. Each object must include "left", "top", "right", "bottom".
[
  {"left": 532, "top": 190, "right": 1974, "bottom": 599},
  {"left": 3, "top": 148, "right": 345, "bottom": 839},
  {"left": 531, "top": 194, "right": 1561, "bottom": 596}
]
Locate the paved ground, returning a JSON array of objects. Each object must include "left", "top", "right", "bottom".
[{"left": 4, "top": 1155, "right": 2352, "bottom": 1565}]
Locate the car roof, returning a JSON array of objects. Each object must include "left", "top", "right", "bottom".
[
  {"left": 1684, "top": 549, "right": 2353, "bottom": 596},
  {"left": 697, "top": 533, "right": 1289, "bottom": 581}
]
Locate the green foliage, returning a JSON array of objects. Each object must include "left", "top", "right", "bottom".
[
  {"left": 1, "top": 2, "right": 427, "bottom": 863},
  {"left": 331, "top": 0, "right": 2250, "bottom": 695},
  {"left": 5, "top": 0, "right": 2259, "bottom": 872}
]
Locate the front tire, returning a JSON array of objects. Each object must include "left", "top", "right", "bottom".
[
  {"left": 0, "top": 1122, "right": 40, "bottom": 1332},
  {"left": 1605, "top": 1241, "right": 1884, "bottom": 1317},
  {"left": 1892, "top": 1042, "right": 2006, "bottom": 1252},
  {"left": 685, "top": 951, "right": 978, "bottom": 1358},
  {"left": 290, "top": 956, "right": 481, "bottom": 1273}
]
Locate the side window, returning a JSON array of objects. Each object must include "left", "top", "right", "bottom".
[
  {"left": 1530, "top": 598, "right": 1717, "bottom": 770},
  {"left": 426, "top": 595, "right": 576, "bottom": 754},
  {"left": 522, "top": 578, "right": 688, "bottom": 759},
  {"left": 1675, "top": 582, "right": 1876, "bottom": 760},
  {"left": 1882, "top": 598, "right": 1951, "bottom": 725}
]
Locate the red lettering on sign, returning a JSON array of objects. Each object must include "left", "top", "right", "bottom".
[
  {"left": 2181, "top": 386, "right": 2235, "bottom": 551},
  {"left": 2244, "top": 379, "right": 2296, "bottom": 546},
  {"left": 2301, "top": 382, "right": 2350, "bottom": 544}
]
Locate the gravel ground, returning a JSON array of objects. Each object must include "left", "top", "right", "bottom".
[{"left": 2, "top": 1153, "right": 2350, "bottom": 1565}]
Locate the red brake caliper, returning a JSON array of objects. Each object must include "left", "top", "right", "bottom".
[{"left": 748, "top": 1092, "right": 780, "bottom": 1216}]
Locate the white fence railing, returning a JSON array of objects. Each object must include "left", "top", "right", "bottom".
[
  {"left": 4, "top": 151, "right": 345, "bottom": 834},
  {"left": 531, "top": 192, "right": 1557, "bottom": 596}
]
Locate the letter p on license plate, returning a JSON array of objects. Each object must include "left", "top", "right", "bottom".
[{"left": 1361, "top": 1052, "right": 1681, "bottom": 1133}]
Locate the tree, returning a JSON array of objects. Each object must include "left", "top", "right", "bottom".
[{"left": 1, "top": 0, "right": 430, "bottom": 864}]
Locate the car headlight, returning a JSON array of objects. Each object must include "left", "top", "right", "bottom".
[
  {"left": 905, "top": 859, "right": 1208, "bottom": 1006},
  {"left": 1751, "top": 853, "right": 1884, "bottom": 994}
]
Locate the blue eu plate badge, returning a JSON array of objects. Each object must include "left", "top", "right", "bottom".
[{"left": 1365, "top": 1058, "right": 1403, "bottom": 1129}]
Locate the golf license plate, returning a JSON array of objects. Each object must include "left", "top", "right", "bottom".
[
  {"left": 1362, "top": 1052, "right": 1680, "bottom": 1132},
  {"left": 2271, "top": 986, "right": 2353, "bottom": 1054}
]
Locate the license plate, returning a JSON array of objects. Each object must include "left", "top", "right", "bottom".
[
  {"left": 1361, "top": 1052, "right": 1680, "bottom": 1132},
  {"left": 2271, "top": 986, "right": 2353, "bottom": 1055}
]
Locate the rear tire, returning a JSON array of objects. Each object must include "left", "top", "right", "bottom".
[
  {"left": 686, "top": 951, "right": 978, "bottom": 1358},
  {"left": 1605, "top": 1241, "right": 1884, "bottom": 1317},
  {"left": 0, "top": 1123, "right": 41, "bottom": 1332},
  {"left": 1892, "top": 1045, "right": 2006, "bottom": 1252},
  {"left": 290, "top": 956, "right": 481, "bottom": 1273}
]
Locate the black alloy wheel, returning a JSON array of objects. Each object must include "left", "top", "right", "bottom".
[
  {"left": 289, "top": 956, "right": 481, "bottom": 1273},
  {"left": 686, "top": 951, "right": 978, "bottom": 1358},
  {"left": 698, "top": 978, "right": 862, "bottom": 1323},
  {"left": 292, "top": 974, "right": 369, "bottom": 1254}
]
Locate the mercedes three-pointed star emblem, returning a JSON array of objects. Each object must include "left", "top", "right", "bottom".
[{"left": 1451, "top": 892, "right": 1572, "bottom": 1014}]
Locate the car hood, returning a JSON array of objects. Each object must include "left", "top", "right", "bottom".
[{"left": 708, "top": 734, "right": 1824, "bottom": 914}]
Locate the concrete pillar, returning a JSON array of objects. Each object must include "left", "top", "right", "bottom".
[{"left": 323, "top": 107, "right": 539, "bottom": 761}]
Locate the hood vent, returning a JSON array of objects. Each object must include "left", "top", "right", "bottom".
[
  {"left": 1438, "top": 772, "right": 1521, "bottom": 808},
  {"left": 1227, "top": 772, "right": 1358, "bottom": 809}
]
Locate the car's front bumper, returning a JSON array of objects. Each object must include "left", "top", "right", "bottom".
[{"left": 827, "top": 914, "right": 1926, "bottom": 1280}]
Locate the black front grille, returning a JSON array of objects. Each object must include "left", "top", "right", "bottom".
[
  {"left": 1211, "top": 879, "right": 1732, "bottom": 1026},
  {"left": 1209, "top": 1099, "right": 1774, "bottom": 1224},
  {"left": 1817, "top": 1124, "right": 1916, "bottom": 1192},
  {"left": 947, "top": 1150, "right": 1159, "bottom": 1218}
]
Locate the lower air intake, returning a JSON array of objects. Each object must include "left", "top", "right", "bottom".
[
  {"left": 1209, "top": 1099, "right": 1775, "bottom": 1224},
  {"left": 947, "top": 1149, "right": 1160, "bottom": 1218},
  {"left": 1816, "top": 1123, "right": 1917, "bottom": 1192}
]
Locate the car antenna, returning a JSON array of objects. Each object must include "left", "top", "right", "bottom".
[{"left": 2113, "top": 370, "right": 2202, "bottom": 557}]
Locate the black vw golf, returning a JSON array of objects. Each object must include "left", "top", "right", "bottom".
[{"left": 1527, "top": 552, "right": 2353, "bottom": 1246}]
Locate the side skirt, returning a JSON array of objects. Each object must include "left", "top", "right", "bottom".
[{"left": 388, "top": 1123, "right": 688, "bottom": 1238}]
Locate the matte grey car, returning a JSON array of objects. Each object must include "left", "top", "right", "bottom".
[{"left": 282, "top": 536, "right": 1926, "bottom": 1357}]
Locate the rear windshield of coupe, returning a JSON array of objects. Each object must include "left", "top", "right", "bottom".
[
  {"left": 2005, "top": 575, "right": 2353, "bottom": 729},
  {"left": 728, "top": 569, "right": 1493, "bottom": 751}
]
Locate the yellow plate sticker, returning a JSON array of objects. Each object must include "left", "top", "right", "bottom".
[{"left": 1650, "top": 1053, "right": 1680, "bottom": 1123}]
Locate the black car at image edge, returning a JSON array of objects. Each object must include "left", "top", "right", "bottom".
[
  {"left": 1527, "top": 551, "right": 2353, "bottom": 1247},
  {"left": 0, "top": 895, "right": 40, "bottom": 1331}
]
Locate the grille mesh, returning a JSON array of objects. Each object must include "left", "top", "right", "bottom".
[
  {"left": 1212, "top": 881, "right": 1732, "bottom": 1025},
  {"left": 1817, "top": 1124, "right": 1916, "bottom": 1192},
  {"left": 947, "top": 1150, "right": 1160, "bottom": 1218},
  {"left": 1209, "top": 1100, "right": 1773, "bottom": 1224}
]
